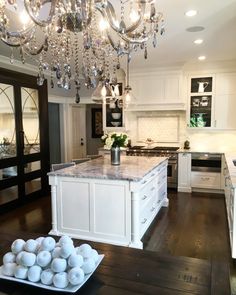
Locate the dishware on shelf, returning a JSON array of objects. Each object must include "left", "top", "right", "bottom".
[
  {"left": 111, "top": 113, "right": 121, "bottom": 120},
  {"left": 111, "top": 121, "right": 121, "bottom": 127},
  {"left": 198, "top": 81, "right": 209, "bottom": 93}
]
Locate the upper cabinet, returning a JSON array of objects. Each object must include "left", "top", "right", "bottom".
[
  {"left": 128, "top": 71, "right": 185, "bottom": 111},
  {"left": 214, "top": 73, "right": 236, "bottom": 130},
  {"left": 187, "top": 72, "right": 236, "bottom": 130},
  {"left": 188, "top": 76, "right": 214, "bottom": 128}
]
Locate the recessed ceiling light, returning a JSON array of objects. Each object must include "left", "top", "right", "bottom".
[
  {"left": 198, "top": 56, "right": 206, "bottom": 61},
  {"left": 194, "top": 39, "right": 203, "bottom": 44},
  {"left": 185, "top": 10, "right": 197, "bottom": 17}
]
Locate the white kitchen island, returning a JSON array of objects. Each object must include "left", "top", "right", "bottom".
[{"left": 48, "top": 156, "right": 168, "bottom": 249}]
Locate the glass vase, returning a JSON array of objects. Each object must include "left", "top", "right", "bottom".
[{"left": 111, "top": 146, "right": 120, "bottom": 165}]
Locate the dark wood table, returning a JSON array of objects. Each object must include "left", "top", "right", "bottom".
[{"left": 0, "top": 232, "right": 230, "bottom": 295}]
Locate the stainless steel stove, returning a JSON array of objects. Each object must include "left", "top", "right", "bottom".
[{"left": 126, "top": 146, "right": 179, "bottom": 189}]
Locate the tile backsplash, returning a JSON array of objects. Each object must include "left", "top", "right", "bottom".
[{"left": 125, "top": 110, "right": 236, "bottom": 151}]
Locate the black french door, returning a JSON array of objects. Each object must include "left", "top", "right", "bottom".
[{"left": 0, "top": 68, "right": 50, "bottom": 211}]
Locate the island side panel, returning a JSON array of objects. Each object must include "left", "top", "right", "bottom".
[{"left": 49, "top": 176, "right": 132, "bottom": 246}]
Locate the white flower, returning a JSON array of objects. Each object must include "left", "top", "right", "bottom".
[{"left": 105, "top": 137, "right": 114, "bottom": 149}]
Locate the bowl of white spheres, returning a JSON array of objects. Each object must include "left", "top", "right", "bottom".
[{"left": 1, "top": 235, "right": 103, "bottom": 290}]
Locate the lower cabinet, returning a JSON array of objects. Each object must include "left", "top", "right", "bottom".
[
  {"left": 178, "top": 152, "right": 191, "bottom": 192},
  {"left": 223, "top": 155, "right": 236, "bottom": 258},
  {"left": 191, "top": 171, "right": 221, "bottom": 189},
  {"left": 49, "top": 160, "right": 168, "bottom": 249}
]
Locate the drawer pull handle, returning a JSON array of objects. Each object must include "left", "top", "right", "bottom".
[
  {"left": 150, "top": 207, "right": 155, "bottom": 212},
  {"left": 151, "top": 173, "right": 155, "bottom": 177},
  {"left": 157, "top": 200, "right": 161, "bottom": 204},
  {"left": 141, "top": 218, "right": 147, "bottom": 224},
  {"left": 201, "top": 177, "right": 210, "bottom": 181},
  {"left": 162, "top": 175, "right": 166, "bottom": 179},
  {"left": 151, "top": 187, "right": 155, "bottom": 191},
  {"left": 162, "top": 191, "right": 166, "bottom": 197},
  {"left": 141, "top": 180, "right": 147, "bottom": 185},
  {"left": 142, "top": 195, "right": 148, "bottom": 201}
]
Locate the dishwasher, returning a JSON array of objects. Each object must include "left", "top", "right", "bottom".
[{"left": 191, "top": 153, "right": 222, "bottom": 190}]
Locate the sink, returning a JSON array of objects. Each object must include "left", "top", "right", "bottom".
[{"left": 233, "top": 160, "right": 236, "bottom": 166}]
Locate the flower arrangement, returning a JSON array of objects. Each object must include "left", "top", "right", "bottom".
[{"left": 101, "top": 132, "right": 129, "bottom": 149}]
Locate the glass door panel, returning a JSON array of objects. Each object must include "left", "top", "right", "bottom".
[
  {"left": 21, "top": 87, "right": 40, "bottom": 155},
  {"left": 0, "top": 83, "right": 16, "bottom": 159}
]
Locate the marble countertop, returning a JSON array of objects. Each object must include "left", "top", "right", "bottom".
[
  {"left": 224, "top": 153, "right": 236, "bottom": 187},
  {"left": 48, "top": 156, "right": 168, "bottom": 182}
]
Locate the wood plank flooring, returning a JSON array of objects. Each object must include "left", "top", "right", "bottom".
[{"left": 0, "top": 190, "right": 234, "bottom": 294}]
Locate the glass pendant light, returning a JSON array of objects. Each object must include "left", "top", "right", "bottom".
[
  {"left": 92, "top": 80, "right": 116, "bottom": 104},
  {"left": 120, "top": 55, "right": 136, "bottom": 109}
]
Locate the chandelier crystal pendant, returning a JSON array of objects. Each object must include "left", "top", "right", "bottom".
[{"left": 0, "top": 0, "right": 164, "bottom": 104}]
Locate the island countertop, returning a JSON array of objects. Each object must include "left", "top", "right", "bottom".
[{"left": 48, "top": 155, "right": 168, "bottom": 182}]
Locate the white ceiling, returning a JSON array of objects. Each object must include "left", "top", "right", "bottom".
[
  {"left": 130, "top": 0, "right": 236, "bottom": 70},
  {"left": 0, "top": 0, "right": 236, "bottom": 73}
]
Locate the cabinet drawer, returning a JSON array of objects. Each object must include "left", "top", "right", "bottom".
[
  {"left": 157, "top": 182, "right": 167, "bottom": 204},
  {"left": 191, "top": 172, "right": 221, "bottom": 189},
  {"left": 157, "top": 166, "right": 167, "bottom": 186},
  {"left": 139, "top": 195, "right": 156, "bottom": 235},
  {"left": 139, "top": 178, "right": 157, "bottom": 208}
]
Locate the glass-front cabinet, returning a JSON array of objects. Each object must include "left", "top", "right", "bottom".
[
  {"left": 188, "top": 76, "right": 214, "bottom": 128},
  {"left": 0, "top": 68, "right": 49, "bottom": 211}
]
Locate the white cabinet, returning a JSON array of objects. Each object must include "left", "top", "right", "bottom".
[
  {"left": 187, "top": 76, "right": 214, "bottom": 128},
  {"left": 129, "top": 72, "right": 185, "bottom": 110},
  {"left": 223, "top": 155, "right": 236, "bottom": 258},
  {"left": 214, "top": 73, "right": 236, "bottom": 129},
  {"left": 49, "top": 160, "right": 168, "bottom": 249},
  {"left": 178, "top": 152, "right": 191, "bottom": 192},
  {"left": 187, "top": 72, "right": 236, "bottom": 130}
]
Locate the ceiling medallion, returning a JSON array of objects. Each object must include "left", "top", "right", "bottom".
[{"left": 0, "top": 0, "right": 165, "bottom": 105}]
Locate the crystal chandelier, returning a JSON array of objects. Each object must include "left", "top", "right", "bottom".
[{"left": 0, "top": 0, "right": 164, "bottom": 104}]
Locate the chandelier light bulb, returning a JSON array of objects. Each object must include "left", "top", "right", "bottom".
[
  {"left": 99, "top": 18, "right": 108, "bottom": 31},
  {"left": 198, "top": 55, "right": 206, "bottom": 61},
  {"left": 20, "top": 10, "right": 30, "bottom": 25},
  {"left": 129, "top": 9, "right": 139, "bottom": 23}
]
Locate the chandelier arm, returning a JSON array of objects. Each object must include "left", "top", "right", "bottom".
[
  {"left": 24, "top": 0, "right": 57, "bottom": 27},
  {"left": 0, "top": 26, "right": 36, "bottom": 47},
  {"left": 96, "top": 1, "right": 146, "bottom": 34},
  {"left": 106, "top": 33, "right": 129, "bottom": 55}
]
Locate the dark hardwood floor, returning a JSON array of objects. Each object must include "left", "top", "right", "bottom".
[{"left": 0, "top": 190, "right": 235, "bottom": 294}]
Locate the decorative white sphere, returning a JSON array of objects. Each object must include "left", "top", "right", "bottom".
[
  {"left": 28, "top": 265, "right": 42, "bottom": 282},
  {"left": 21, "top": 252, "right": 36, "bottom": 267},
  {"left": 59, "top": 244, "right": 75, "bottom": 259},
  {"left": 68, "top": 254, "right": 83, "bottom": 268},
  {"left": 14, "top": 265, "right": 28, "bottom": 279},
  {"left": 16, "top": 252, "right": 24, "bottom": 265},
  {"left": 41, "top": 268, "right": 54, "bottom": 285},
  {"left": 2, "top": 263, "right": 17, "bottom": 277},
  {"left": 36, "top": 251, "right": 52, "bottom": 267},
  {"left": 24, "top": 239, "right": 38, "bottom": 253},
  {"left": 90, "top": 249, "right": 99, "bottom": 263},
  {"left": 3, "top": 252, "right": 16, "bottom": 264},
  {"left": 11, "top": 239, "right": 25, "bottom": 254},
  {"left": 53, "top": 272, "right": 69, "bottom": 289},
  {"left": 78, "top": 244, "right": 92, "bottom": 258},
  {"left": 58, "top": 236, "right": 73, "bottom": 247},
  {"left": 68, "top": 267, "right": 84, "bottom": 285},
  {"left": 81, "top": 258, "right": 95, "bottom": 274},
  {"left": 40, "top": 237, "right": 56, "bottom": 252},
  {"left": 51, "top": 258, "right": 67, "bottom": 273},
  {"left": 52, "top": 247, "right": 61, "bottom": 259}
]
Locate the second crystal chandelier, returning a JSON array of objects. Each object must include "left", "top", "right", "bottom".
[{"left": 0, "top": 0, "right": 164, "bottom": 104}]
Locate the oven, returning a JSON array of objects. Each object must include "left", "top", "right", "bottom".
[{"left": 126, "top": 146, "right": 179, "bottom": 189}]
